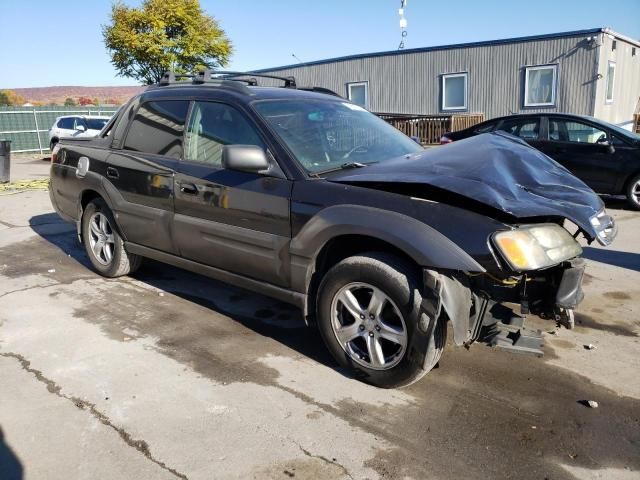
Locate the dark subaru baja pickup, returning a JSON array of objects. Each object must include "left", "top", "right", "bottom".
[{"left": 49, "top": 71, "right": 617, "bottom": 387}]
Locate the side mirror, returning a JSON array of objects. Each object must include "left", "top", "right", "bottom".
[
  {"left": 76, "top": 124, "right": 87, "bottom": 132},
  {"left": 222, "top": 145, "right": 269, "bottom": 174},
  {"left": 595, "top": 135, "right": 615, "bottom": 154}
]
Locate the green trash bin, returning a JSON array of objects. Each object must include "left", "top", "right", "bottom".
[{"left": 0, "top": 140, "right": 10, "bottom": 183}]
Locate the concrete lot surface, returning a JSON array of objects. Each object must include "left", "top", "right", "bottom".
[{"left": 1, "top": 155, "right": 638, "bottom": 480}]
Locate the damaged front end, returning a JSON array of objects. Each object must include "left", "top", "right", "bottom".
[
  {"left": 420, "top": 254, "right": 587, "bottom": 361},
  {"left": 328, "top": 132, "right": 618, "bottom": 361},
  {"left": 416, "top": 218, "right": 605, "bottom": 360}
]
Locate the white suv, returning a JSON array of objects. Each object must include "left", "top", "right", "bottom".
[{"left": 48, "top": 115, "right": 111, "bottom": 150}]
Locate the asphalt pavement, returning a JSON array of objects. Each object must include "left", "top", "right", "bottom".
[{"left": 1, "top": 155, "right": 638, "bottom": 480}]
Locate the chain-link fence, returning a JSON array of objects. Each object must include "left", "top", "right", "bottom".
[{"left": 0, "top": 106, "right": 118, "bottom": 153}]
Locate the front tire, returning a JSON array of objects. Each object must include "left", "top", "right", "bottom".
[
  {"left": 626, "top": 174, "right": 640, "bottom": 211},
  {"left": 82, "top": 198, "right": 141, "bottom": 277},
  {"left": 317, "top": 252, "right": 446, "bottom": 388}
]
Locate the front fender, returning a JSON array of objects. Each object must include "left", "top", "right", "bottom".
[{"left": 290, "top": 205, "right": 485, "bottom": 294}]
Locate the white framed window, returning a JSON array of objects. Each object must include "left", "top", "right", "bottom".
[
  {"left": 524, "top": 65, "right": 557, "bottom": 107},
  {"left": 605, "top": 61, "right": 616, "bottom": 104},
  {"left": 347, "top": 82, "right": 368, "bottom": 108},
  {"left": 441, "top": 73, "right": 467, "bottom": 111}
]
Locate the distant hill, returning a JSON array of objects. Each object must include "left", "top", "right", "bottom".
[{"left": 11, "top": 86, "right": 145, "bottom": 105}]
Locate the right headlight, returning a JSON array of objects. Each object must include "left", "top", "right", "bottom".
[{"left": 493, "top": 224, "right": 582, "bottom": 272}]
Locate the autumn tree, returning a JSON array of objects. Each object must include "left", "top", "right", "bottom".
[
  {"left": 0, "top": 90, "right": 26, "bottom": 106},
  {"left": 103, "top": 0, "right": 232, "bottom": 85},
  {"left": 78, "top": 96, "right": 95, "bottom": 106},
  {"left": 64, "top": 97, "right": 77, "bottom": 106}
]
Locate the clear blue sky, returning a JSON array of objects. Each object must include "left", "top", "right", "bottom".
[{"left": 1, "top": 0, "right": 639, "bottom": 88}]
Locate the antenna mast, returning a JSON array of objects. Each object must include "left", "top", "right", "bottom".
[{"left": 398, "top": 0, "right": 408, "bottom": 49}]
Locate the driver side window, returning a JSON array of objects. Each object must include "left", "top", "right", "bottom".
[
  {"left": 550, "top": 119, "right": 607, "bottom": 144},
  {"left": 184, "top": 102, "right": 265, "bottom": 166}
]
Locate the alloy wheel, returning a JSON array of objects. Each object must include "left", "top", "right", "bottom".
[
  {"left": 88, "top": 212, "right": 115, "bottom": 266},
  {"left": 330, "top": 282, "right": 408, "bottom": 371},
  {"left": 632, "top": 180, "right": 640, "bottom": 206}
]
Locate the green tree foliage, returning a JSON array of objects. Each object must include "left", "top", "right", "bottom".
[
  {"left": 103, "top": 0, "right": 232, "bottom": 85},
  {"left": 64, "top": 97, "right": 77, "bottom": 106},
  {"left": 0, "top": 90, "right": 26, "bottom": 106}
]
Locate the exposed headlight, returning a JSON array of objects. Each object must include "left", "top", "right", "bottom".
[
  {"left": 493, "top": 224, "right": 582, "bottom": 272},
  {"left": 590, "top": 209, "right": 617, "bottom": 246}
]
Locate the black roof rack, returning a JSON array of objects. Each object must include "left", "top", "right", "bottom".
[
  {"left": 158, "top": 72, "right": 195, "bottom": 85},
  {"left": 297, "top": 86, "right": 342, "bottom": 98},
  {"left": 199, "top": 70, "right": 297, "bottom": 88},
  {"left": 153, "top": 70, "right": 252, "bottom": 94},
  {"left": 155, "top": 69, "right": 297, "bottom": 91},
  {"left": 154, "top": 70, "right": 338, "bottom": 97}
]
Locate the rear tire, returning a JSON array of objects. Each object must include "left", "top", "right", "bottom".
[
  {"left": 626, "top": 174, "right": 640, "bottom": 211},
  {"left": 82, "top": 198, "right": 141, "bottom": 277},
  {"left": 317, "top": 252, "right": 446, "bottom": 388},
  {"left": 49, "top": 139, "right": 58, "bottom": 151}
]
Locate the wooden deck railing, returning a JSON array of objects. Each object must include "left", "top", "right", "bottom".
[
  {"left": 375, "top": 112, "right": 485, "bottom": 145},
  {"left": 633, "top": 113, "right": 640, "bottom": 134}
]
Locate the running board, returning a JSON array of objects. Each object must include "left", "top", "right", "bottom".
[{"left": 480, "top": 319, "right": 544, "bottom": 357}]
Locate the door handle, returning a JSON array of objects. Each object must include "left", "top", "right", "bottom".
[
  {"left": 106, "top": 167, "right": 119, "bottom": 179},
  {"left": 179, "top": 182, "right": 198, "bottom": 195}
]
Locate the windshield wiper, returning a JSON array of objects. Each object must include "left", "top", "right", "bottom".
[
  {"left": 341, "top": 162, "right": 368, "bottom": 169},
  {"left": 314, "top": 161, "right": 374, "bottom": 175}
]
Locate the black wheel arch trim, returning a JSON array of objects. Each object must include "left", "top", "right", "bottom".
[{"left": 290, "top": 205, "right": 485, "bottom": 299}]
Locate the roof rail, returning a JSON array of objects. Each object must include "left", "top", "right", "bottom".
[
  {"left": 158, "top": 72, "right": 195, "bottom": 85},
  {"left": 201, "top": 70, "right": 297, "bottom": 88},
  {"left": 153, "top": 70, "right": 251, "bottom": 94},
  {"left": 297, "top": 86, "right": 342, "bottom": 98},
  {"left": 153, "top": 69, "right": 303, "bottom": 92}
]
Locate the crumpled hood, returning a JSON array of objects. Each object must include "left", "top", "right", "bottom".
[{"left": 328, "top": 132, "right": 612, "bottom": 243}]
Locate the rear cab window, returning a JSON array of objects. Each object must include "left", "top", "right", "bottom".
[{"left": 123, "top": 100, "right": 190, "bottom": 158}]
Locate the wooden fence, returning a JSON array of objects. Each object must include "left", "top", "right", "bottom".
[
  {"left": 634, "top": 113, "right": 640, "bottom": 134},
  {"left": 375, "top": 112, "right": 484, "bottom": 145}
]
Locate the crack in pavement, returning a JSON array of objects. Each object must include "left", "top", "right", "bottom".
[
  {"left": 0, "top": 351, "right": 189, "bottom": 480},
  {"left": 294, "top": 442, "right": 355, "bottom": 480},
  {"left": 0, "top": 283, "right": 62, "bottom": 299},
  {"left": 0, "top": 218, "right": 17, "bottom": 228}
]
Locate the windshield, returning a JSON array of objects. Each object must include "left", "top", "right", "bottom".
[
  {"left": 254, "top": 99, "right": 423, "bottom": 173},
  {"left": 86, "top": 118, "right": 109, "bottom": 130}
]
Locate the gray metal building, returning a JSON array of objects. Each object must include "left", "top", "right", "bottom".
[{"left": 256, "top": 28, "right": 640, "bottom": 128}]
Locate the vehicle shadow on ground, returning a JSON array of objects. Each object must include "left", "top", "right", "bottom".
[
  {"left": 132, "top": 259, "right": 337, "bottom": 368},
  {"left": 602, "top": 196, "right": 635, "bottom": 211},
  {"left": 27, "top": 213, "right": 336, "bottom": 370},
  {"left": 582, "top": 246, "right": 640, "bottom": 272},
  {"left": 0, "top": 427, "right": 23, "bottom": 480},
  {"left": 28, "top": 213, "right": 92, "bottom": 268}
]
